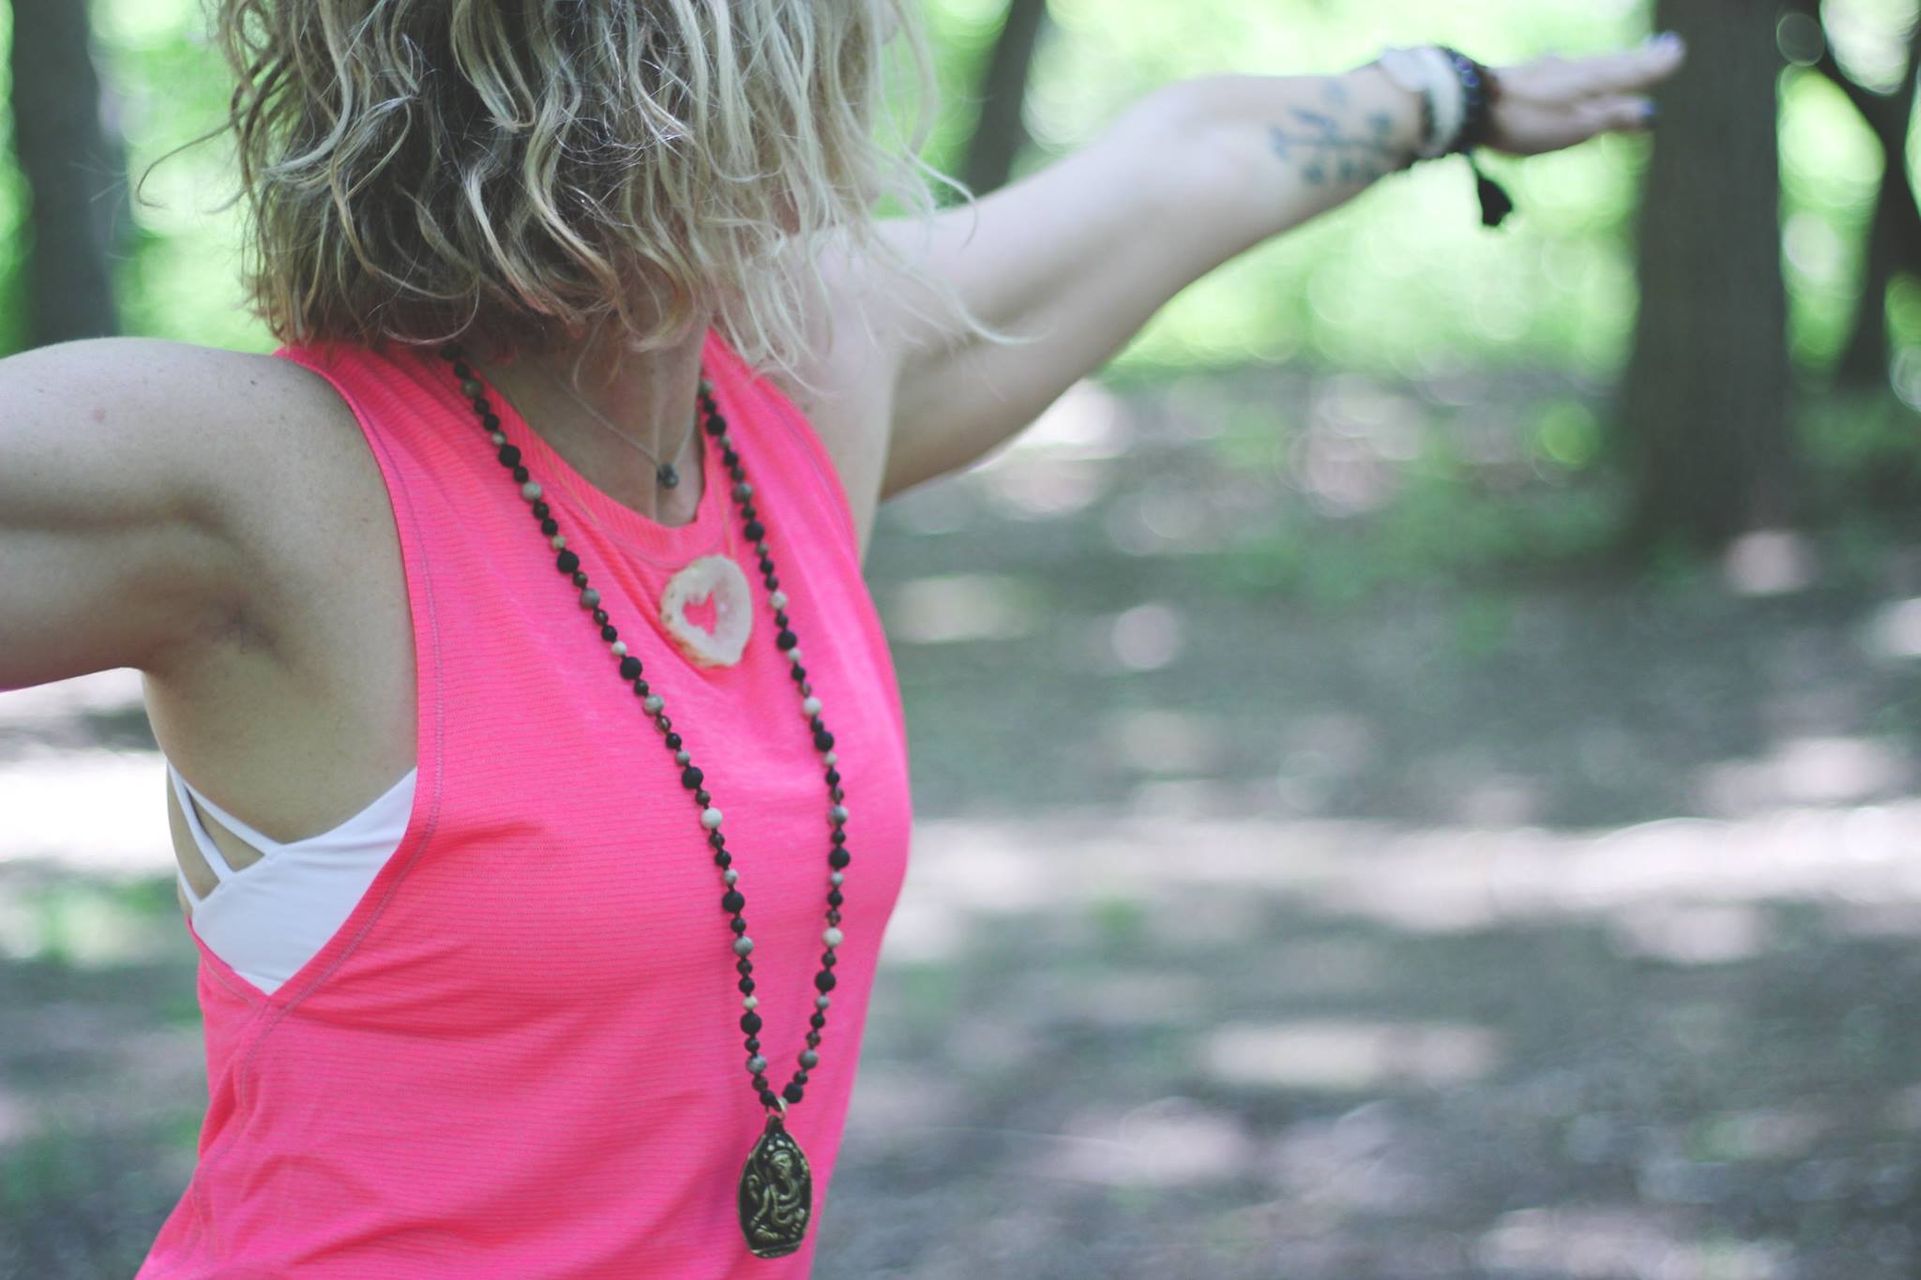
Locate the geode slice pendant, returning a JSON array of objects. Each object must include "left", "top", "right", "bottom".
[
  {"left": 660, "top": 553, "right": 754, "bottom": 668},
  {"left": 738, "top": 1113, "right": 811, "bottom": 1259}
]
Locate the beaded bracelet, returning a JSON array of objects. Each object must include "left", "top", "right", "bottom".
[
  {"left": 1373, "top": 46, "right": 1462, "bottom": 160},
  {"left": 1436, "top": 46, "right": 1500, "bottom": 152},
  {"left": 1434, "top": 46, "right": 1512, "bottom": 227},
  {"left": 1375, "top": 43, "right": 1514, "bottom": 228}
]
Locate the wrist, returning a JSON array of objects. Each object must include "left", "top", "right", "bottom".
[
  {"left": 1364, "top": 42, "right": 1515, "bottom": 226},
  {"left": 1162, "top": 66, "right": 1426, "bottom": 192},
  {"left": 1434, "top": 46, "right": 1501, "bottom": 151},
  {"left": 1344, "top": 62, "right": 1428, "bottom": 171},
  {"left": 1372, "top": 46, "right": 1466, "bottom": 158},
  {"left": 1372, "top": 44, "right": 1501, "bottom": 157}
]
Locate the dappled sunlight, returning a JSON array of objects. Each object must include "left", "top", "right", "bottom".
[
  {"left": 887, "top": 823, "right": 1055, "bottom": 919},
  {"left": 1264, "top": 1100, "right": 1441, "bottom": 1214},
  {"left": 1475, "top": 1206, "right": 1794, "bottom": 1279},
  {"left": 1829, "top": 898, "right": 1921, "bottom": 936},
  {"left": 1023, "top": 1094, "right": 1262, "bottom": 1186},
  {"left": 1275, "top": 711, "right": 1378, "bottom": 813},
  {"left": 9, "top": 371, "right": 1921, "bottom": 1276},
  {"left": 1198, "top": 1019, "right": 1505, "bottom": 1093},
  {"left": 1864, "top": 595, "right": 1921, "bottom": 661},
  {"left": 997, "top": 379, "right": 1131, "bottom": 460},
  {"left": 0, "top": 1082, "right": 37, "bottom": 1147},
  {"left": 1889, "top": 1084, "right": 1921, "bottom": 1132},
  {"left": 1606, "top": 902, "right": 1771, "bottom": 965},
  {"left": 880, "top": 572, "right": 1041, "bottom": 644},
  {"left": 1696, "top": 1106, "right": 1833, "bottom": 1163},
  {"left": 1101, "top": 602, "right": 1186, "bottom": 672},
  {"left": 10, "top": 634, "right": 1921, "bottom": 1278},
  {"left": 3, "top": 0, "right": 1919, "bottom": 1268},
  {"left": 0, "top": 752, "right": 171, "bottom": 875},
  {"left": 1259, "top": 936, "right": 1389, "bottom": 998},
  {"left": 888, "top": 798, "right": 1921, "bottom": 958},
  {"left": 1101, "top": 706, "right": 1226, "bottom": 775},
  {"left": 976, "top": 453, "right": 1110, "bottom": 520},
  {"left": 1125, "top": 776, "right": 1251, "bottom": 821},
  {"left": 0, "top": 667, "right": 145, "bottom": 728},
  {"left": 1101, "top": 485, "right": 1219, "bottom": 556},
  {"left": 882, "top": 477, "right": 976, "bottom": 537},
  {"left": 1289, "top": 375, "right": 1431, "bottom": 518},
  {"left": 1025, "top": 968, "right": 1219, "bottom": 1029},
  {"left": 1695, "top": 734, "right": 1913, "bottom": 810},
  {"left": 874, "top": 895, "right": 972, "bottom": 966},
  {"left": 0, "top": 879, "right": 175, "bottom": 969},
  {"left": 1448, "top": 771, "right": 1549, "bottom": 828},
  {"left": 836, "top": 1065, "right": 972, "bottom": 1161},
  {"left": 1277, "top": 711, "right": 1377, "bottom": 774},
  {"left": 1721, "top": 530, "right": 1820, "bottom": 598},
  {"left": 970, "top": 382, "right": 1131, "bottom": 520}
]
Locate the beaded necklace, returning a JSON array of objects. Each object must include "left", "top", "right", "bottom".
[{"left": 438, "top": 343, "right": 848, "bottom": 1260}]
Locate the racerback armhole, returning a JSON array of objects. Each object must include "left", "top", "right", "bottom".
[{"left": 197, "top": 342, "right": 448, "bottom": 1014}]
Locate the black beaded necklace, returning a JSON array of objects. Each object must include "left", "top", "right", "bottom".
[{"left": 437, "top": 343, "right": 847, "bottom": 1261}]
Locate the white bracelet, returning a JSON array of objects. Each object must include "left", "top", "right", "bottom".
[{"left": 1373, "top": 45, "right": 1469, "bottom": 160}]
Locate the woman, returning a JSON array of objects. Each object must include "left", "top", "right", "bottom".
[{"left": 0, "top": 2, "right": 1682, "bottom": 1275}]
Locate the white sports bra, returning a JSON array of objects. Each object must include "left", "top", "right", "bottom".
[{"left": 169, "top": 759, "right": 417, "bottom": 995}]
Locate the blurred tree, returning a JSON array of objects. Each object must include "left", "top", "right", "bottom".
[
  {"left": 9, "top": 0, "right": 124, "bottom": 345},
  {"left": 960, "top": 0, "right": 1051, "bottom": 197},
  {"left": 1619, "top": 0, "right": 1798, "bottom": 551},
  {"left": 1787, "top": 0, "right": 1921, "bottom": 387}
]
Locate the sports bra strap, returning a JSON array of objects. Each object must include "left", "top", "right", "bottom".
[{"left": 169, "top": 761, "right": 286, "bottom": 876}]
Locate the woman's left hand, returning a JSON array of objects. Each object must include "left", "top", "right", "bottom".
[{"left": 1483, "top": 32, "right": 1688, "bottom": 157}]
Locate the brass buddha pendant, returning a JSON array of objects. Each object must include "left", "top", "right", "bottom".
[{"left": 738, "top": 1111, "right": 812, "bottom": 1258}]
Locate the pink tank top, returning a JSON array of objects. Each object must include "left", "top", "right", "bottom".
[{"left": 135, "top": 330, "right": 914, "bottom": 1278}]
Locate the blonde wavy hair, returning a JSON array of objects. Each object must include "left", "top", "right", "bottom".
[{"left": 211, "top": 0, "right": 993, "bottom": 380}]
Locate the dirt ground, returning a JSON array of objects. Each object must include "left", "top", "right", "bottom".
[{"left": 3, "top": 372, "right": 1919, "bottom": 1278}]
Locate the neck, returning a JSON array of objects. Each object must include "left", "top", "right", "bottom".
[
  {"left": 487, "top": 319, "right": 706, "bottom": 459},
  {"left": 481, "top": 320, "right": 713, "bottom": 520}
]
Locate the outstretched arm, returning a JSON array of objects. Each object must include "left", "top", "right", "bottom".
[{"left": 849, "top": 36, "right": 1686, "bottom": 500}]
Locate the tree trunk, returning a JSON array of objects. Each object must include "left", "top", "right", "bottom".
[
  {"left": 1830, "top": 19, "right": 1921, "bottom": 388},
  {"left": 9, "top": 0, "right": 123, "bottom": 346},
  {"left": 959, "top": 0, "right": 1050, "bottom": 198},
  {"left": 1619, "top": 0, "right": 1797, "bottom": 553},
  {"left": 1837, "top": 168, "right": 1904, "bottom": 386}
]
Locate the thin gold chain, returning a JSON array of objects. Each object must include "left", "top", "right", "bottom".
[
  {"left": 534, "top": 364, "right": 704, "bottom": 478},
  {"left": 469, "top": 362, "right": 731, "bottom": 569}
]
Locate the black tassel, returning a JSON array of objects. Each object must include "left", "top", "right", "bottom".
[{"left": 1466, "top": 152, "right": 1514, "bottom": 228}]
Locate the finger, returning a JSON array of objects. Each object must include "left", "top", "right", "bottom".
[
  {"left": 1577, "top": 94, "right": 1659, "bottom": 136},
  {"left": 1562, "top": 34, "right": 1687, "bottom": 96}
]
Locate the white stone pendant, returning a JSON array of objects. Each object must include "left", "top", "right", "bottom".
[{"left": 660, "top": 554, "right": 755, "bottom": 667}]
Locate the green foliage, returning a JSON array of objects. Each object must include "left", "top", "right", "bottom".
[
  {"left": 1020, "top": 0, "right": 1653, "bottom": 377},
  {"left": 96, "top": 0, "right": 271, "bottom": 351},
  {"left": 1193, "top": 370, "right": 1629, "bottom": 606},
  {"left": 1779, "top": 67, "right": 1884, "bottom": 370},
  {"left": 0, "top": 0, "right": 1885, "bottom": 383},
  {"left": 0, "top": 0, "right": 1905, "bottom": 585},
  {"left": 1798, "top": 384, "right": 1921, "bottom": 521},
  {"left": 915, "top": 0, "right": 1903, "bottom": 383}
]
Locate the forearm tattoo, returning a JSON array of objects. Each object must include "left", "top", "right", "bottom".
[{"left": 1266, "top": 78, "right": 1399, "bottom": 187}]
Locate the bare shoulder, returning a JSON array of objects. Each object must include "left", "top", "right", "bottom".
[
  {"left": 122, "top": 341, "right": 390, "bottom": 652},
  {"left": 13, "top": 334, "right": 327, "bottom": 421},
  {"left": 7, "top": 336, "right": 357, "bottom": 505},
  {"left": 52, "top": 336, "right": 375, "bottom": 590},
  {"left": 0, "top": 335, "right": 370, "bottom": 686}
]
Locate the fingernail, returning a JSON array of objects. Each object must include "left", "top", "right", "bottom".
[{"left": 1652, "top": 30, "right": 1683, "bottom": 50}]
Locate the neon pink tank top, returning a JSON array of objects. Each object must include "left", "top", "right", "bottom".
[{"left": 136, "top": 330, "right": 914, "bottom": 1278}]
